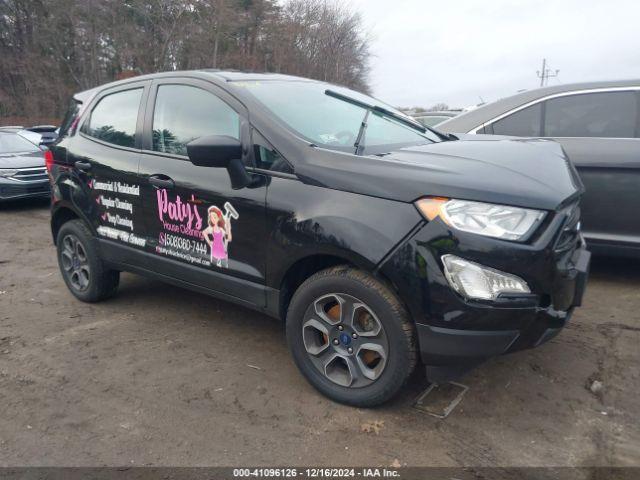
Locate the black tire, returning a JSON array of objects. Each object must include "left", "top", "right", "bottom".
[
  {"left": 56, "top": 219, "right": 119, "bottom": 302},
  {"left": 286, "top": 265, "right": 417, "bottom": 407}
]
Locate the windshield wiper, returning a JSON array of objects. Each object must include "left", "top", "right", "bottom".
[
  {"left": 325, "top": 89, "right": 454, "bottom": 143},
  {"left": 353, "top": 109, "right": 370, "bottom": 156}
]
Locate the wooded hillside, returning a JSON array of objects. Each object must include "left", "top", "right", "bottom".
[{"left": 0, "top": 0, "right": 371, "bottom": 124}]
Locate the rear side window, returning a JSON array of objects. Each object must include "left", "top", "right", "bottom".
[
  {"left": 58, "top": 99, "right": 81, "bottom": 138},
  {"left": 491, "top": 103, "right": 542, "bottom": 137},
  {"left": 544, "top": 91, "right": 637, "bottom": 138},
  {"left": 152, "top": 84, "right": 240, "bottom": 156},
  {"left": 82, "top": 88, "right": 143, "bottom": 148}
]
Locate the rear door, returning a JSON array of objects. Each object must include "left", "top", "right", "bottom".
[
  {"left": 72, "top": 81, "right": 149, "bottom": 249},
  {"left": 137, "top": 77, "right": 268, "bottom": 306},
  {"left": 541, "top": 90, "right": 640, "bottom": 249}
]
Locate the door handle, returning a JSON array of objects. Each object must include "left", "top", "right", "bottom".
[
  {"left": 75, "top": 161, "right": 92, "bottom": 171},
  {"left": 148, "top": 174, "right": 175, "bottom": 189}
]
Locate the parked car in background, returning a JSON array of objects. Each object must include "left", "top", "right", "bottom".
[
  {"left": 0, "top": 129, "right": 49, "bottom": 201},
  {"left": 27, "top": 125, "right": 59, "bottom": 146},
  {"left": 439, "top": 80, "right": 640, "bottom": 258},
  {"left": 47, "top": 71, "right": 589, "bottom": 406},
  {"left": 413, "top": 110, "right": 460, "bottom": 127},
  {"left": 1, "top": 125, "right": 43, "bottom": 145},
  {"left": 0, "top": 125, "right": 59, "bottom": 147}
]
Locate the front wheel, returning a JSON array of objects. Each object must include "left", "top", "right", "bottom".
[{"left": 286, "top": 266, "right": 417, "bottom": 407}]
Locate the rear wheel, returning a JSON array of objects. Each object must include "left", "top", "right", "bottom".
[
  {"left": 286, "top": 266, "right": 417, "bottom": 407},
  {"left": 56, "top": 220, "right": 119, "bottom": 302}
]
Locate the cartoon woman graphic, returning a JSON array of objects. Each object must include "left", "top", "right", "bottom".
[{"left": 202, "top": 206, "right": 232, "bottom": 268}]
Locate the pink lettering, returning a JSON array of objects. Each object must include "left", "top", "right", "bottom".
[
  {"left": 192, "top": 196, "right": 203, "bottom": 230},
  {"left": 156, "top": 189, "right": 204, "bottom": 236},
  {"left": 157, "top": 189, "right": 168, "bottom": 222}
]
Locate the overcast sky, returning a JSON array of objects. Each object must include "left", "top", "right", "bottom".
[{"left": 350, "top": 0, "right": 640, "bottom": 109}]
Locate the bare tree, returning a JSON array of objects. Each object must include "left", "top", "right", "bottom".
[
  {"left": 428, "top": 102, "right": 449, "bottom": 111},
  {"left": 0, "top": 0, "right": 373, "bottom": 124}
]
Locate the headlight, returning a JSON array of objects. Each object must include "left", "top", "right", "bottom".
[
  {"left": 441, "top": 255, "right": 530, "bottom": 300},
  {"left": 0, "top": 169, "right": 19, "bottom": 178},
  {"left": 415, "top": 197, "right": 546, "bottom": 241}
]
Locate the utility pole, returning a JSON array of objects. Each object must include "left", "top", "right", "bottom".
[{"left": 536, "top": 58, "right": 559, "bottom": 87}]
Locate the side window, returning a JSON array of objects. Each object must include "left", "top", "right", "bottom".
[
  {"left": 152, "top": 84, "right": 240, "bottom": 156},
  {"left": 82, "top": 88, "right": 143, "bottom": 148},
  {"left": 544, "top": 91, "right": 637, "bottom": 138},
  {"left": 252, "top": 131, "right": 292, "bottom": 174},
  {"left": 254, "top": 145, "right": 293, "bottom": 174},
  {"left": 490, "top": 103, "right": 542, "bottom": 137}
]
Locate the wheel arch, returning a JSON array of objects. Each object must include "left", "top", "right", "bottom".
[
  {"left": 276, "top": 254, "right": 351, "bottom": 321},
  {"left": 275, "top": 252, "right": 406, "bottom": 323},
  {"left": 51, "top": 205, "right": 81, "bottom": 245}
]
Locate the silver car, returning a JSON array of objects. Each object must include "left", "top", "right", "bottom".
[
  {"left": 439, "top": 79, "right": 640, "bottom": 258},
  {"left": 0, "top": 130, "right": 49, "bottom": 201}
]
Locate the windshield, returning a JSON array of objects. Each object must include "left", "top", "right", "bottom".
[
  {"left": 416, "top": 116, "right": 450, "bottom": 127},
  {"left": 237, "top": 80, "right": 439, "bottom": 153},
  {"left": 0, "top": 133, "right": 40, "bottom": 153}
]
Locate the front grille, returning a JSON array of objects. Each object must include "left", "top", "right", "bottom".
[
  {"left": 0, "top": 183, "right": 50, "bottom": 196},
  {"left": 554, "top": 204, "right": 581, "bottom": 254},
  {"left": 12, "top": 167, "right": 48, "bottom": 182}
]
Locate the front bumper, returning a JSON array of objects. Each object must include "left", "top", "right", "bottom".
[
  {"left": 414, "top": 303, "right": 578, "bottom": 366},
  {"left": 379, "top": 202, "right": 590, "bottom": 366},
  {"left": 0, "top": 178, "right": 50, "bottom": 200}
]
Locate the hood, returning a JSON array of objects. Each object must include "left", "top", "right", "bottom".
[
  {"left": 296, "top": 136, "right": 583, "bottom": 211},
  {"left": 0, "top": 150, "right": 45, "bottom": 169}
]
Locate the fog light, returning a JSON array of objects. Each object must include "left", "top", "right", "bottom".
[{"left": 441, "top": 254, "right": 530, "bottom": 300}]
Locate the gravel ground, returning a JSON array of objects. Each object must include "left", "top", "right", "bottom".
[{"left": 0, "top": 198, "right": 638, "bottom": 467}]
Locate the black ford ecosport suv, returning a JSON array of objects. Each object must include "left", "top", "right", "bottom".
[{"left": 48, "top": 71, "right": 590, "bottom": 406}]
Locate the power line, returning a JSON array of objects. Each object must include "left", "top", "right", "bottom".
[{"left": 536, "top": 58, "right": 559, "bottom": 87}]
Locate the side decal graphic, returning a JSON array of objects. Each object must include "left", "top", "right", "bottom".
[
  {"left": 202, "top": 202, "right": 238, "bottom": 268},
  {"left": 156, "top": 189, "right": 203, "bottom": 237},
  {"left": 154, "top": 188, "right": 238, "bottom": 269},
  {"left": 92, "top": 177, "right": 146, "bottom": 248}
]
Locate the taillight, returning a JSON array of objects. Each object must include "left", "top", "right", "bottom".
[{"left": 44, "top": 149, "right": 54, "bottom": 172}]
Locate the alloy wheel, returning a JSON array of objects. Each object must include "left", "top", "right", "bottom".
[
  {"left": 60, "top": 234, "right": 91, "bottom": 291},
  {"left": 302, "top": 293, "right": 389, "bottom": 388}
]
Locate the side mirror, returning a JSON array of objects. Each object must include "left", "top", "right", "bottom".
[
  {"left": 186, "top": 134, "right": 253, "bottom": 190},
  {"left": 186, "top": 135, "right": 242, "bottom": 168}
]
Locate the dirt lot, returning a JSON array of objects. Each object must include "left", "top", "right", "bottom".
[{"left": 0, "top": 198, "right": 638, "bottom": 467}]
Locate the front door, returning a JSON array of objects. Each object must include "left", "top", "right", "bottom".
[{"left": 137, "top": 78, "right": 267, "bottom": 306}]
